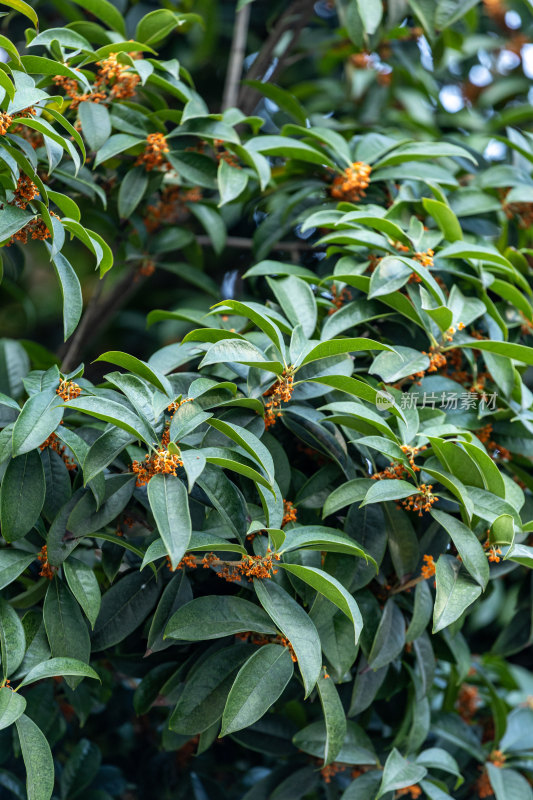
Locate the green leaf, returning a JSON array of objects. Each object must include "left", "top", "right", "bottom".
[
  {"left": 93, "top": 134, "right": 143, "bottom": 167},
  {"left": 64, "top": 396, "right": 155, "bottom": 445},
  {"left": 374, "top": 142, "right": 477, "bottom": 168},
  {"left": 12, "top": 387, "right": 63, "bottom": 456},
  {"left": 406, "top": 581, "right": 433, "bottom": 643},
  {"left": 0, "top": 687, "right": 26, "bottom": 731},
  {"left": 199, "top": 339, "right": 283, "bottom": 374},
  {"left": 300, "top": 338, "right": 392, "bottom": 367},
  {"left": 0, "top": 452, "right": 45, "bottom": 542},
  {"left": 0, "top": 0, "right": 37, "bottom": 28},
  {"left": 221, "top": 645, "right": 294, "bottom": 735},
  {"left": 254, "top": 579, "right": 322, "bottom": 697},
  {"left": 279, "top": 563, "right": 363, "bottom": 644},
  {"left": 431, "top": 509, "right": 489, "bottom": 589},
  {"left": 293, "top": 720, "right": 376, "bottom": 764},
  {"left": 51, "top": 253, "right": 83, "bottom": 341},
  {"left": 17, "top": 657, "right": 100, "bottom": 688},
  {"left": 0, "top": 598, "right": 25, "bottom": 678},
  {"left": 135, "top": 9, "right": 182, "bottom": 46},
  {"left": 43, "top": 579, "right": 90, "bottom": 687},
  {"left": 206, "top": 418, "right": 274, "bottom": 483},
  {"left": 433, "top": 555, "right": 482, "bottom": 633},
  {"left": 147, "top": 474, "right": 192, "bottom": 570},
  {"left": 267, "top": 276, "right": 317, "bottom": 338},
  {"left": 218, "top": 158, "right": 248, "bottom": 205},
  {"left": 91, "top": 570, "right": 160, "bottom": 651},
  {"left": 60, "top": 739, "right": 101, "bottom": 800},
  {"left": 165, "top": 596, "right": 277, "bottom": 641},
  {"left": 59, "top": 0, "right": 126, "bottom": 34},
  {"left": 486, "top": 764, "right": 533, "bottom": 800},
  {"left": 247, "top": 135, "right": 335, "bottom": 167},
  {"left": 63, "top": 558, "right": 101, "bottom": 629},
  {"left": 368, "top": 599, "right": 405, "bottom": 670},
  {"left": 117, "top": 167, "right": 148, "bottom": 219},
  {"left": 169, "top": 644, "right": 251, "bottom": 735},
  {"left": 377, "top": 748, "right": 427, "bottom": 798},
  {"left": 455, "top": 339, "right": 533, "bottom": 366},
  {"left": 78, "top": 101, "right": 111, "bottom": 153},
  {"left": 0, "top": 550, "right": 35, "bottom": 591},
  {"left": 280, "top": 526, "right": 375, "bottom": 564},
  {"left": 94, "top": 351, "right": 171, "bottom": 395},
  {"left": 422, "top": 198, "right": 462, "bottom": 242},
  {"left": 15, "top": 715, "right": 55, "bottom": 800},
  {"left": 316, "top": 671, "right": 347, "bottom": 765},
  {"left": 361, "top": 479, "right": 417, "bottom": 506},
  {"left": 0, "top": 206, "right": 34, "bottom": 243}
]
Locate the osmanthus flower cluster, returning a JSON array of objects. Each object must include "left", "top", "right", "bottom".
[{"left": 2, "top": 0, "right": 533, "bottom": 799}]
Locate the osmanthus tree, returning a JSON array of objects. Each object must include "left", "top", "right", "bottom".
[{"left": 1, "top": 1, "right": 533, "bottom": 799}]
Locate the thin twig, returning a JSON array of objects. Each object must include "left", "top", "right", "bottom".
[
  {"left": 238, "top": 0, "right": 315, "bottom": 115},
  {"left": 60, "top": 270, "right": 145, "bottom": 372},
  {"left": 221, "top": 4, "right": 251, "bottom": 111}
]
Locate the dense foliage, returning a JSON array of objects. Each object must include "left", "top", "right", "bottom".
[{"left": 1, "top": 1, "right": 533, "bottom": 799}]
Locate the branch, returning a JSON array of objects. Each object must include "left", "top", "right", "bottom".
[
  {"left": 60, "top": 269, "right": 146, "bottom": 372},
  {"left": 221, "top": 4, "right": 252, "bottom": 112},
  {"left": 237, "top": 0, "right": 316, "bottom": 115}
]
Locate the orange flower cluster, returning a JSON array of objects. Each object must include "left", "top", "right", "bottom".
[
  {"left": 457, "top": 684, "right": 480, "bottom": 721},
  {"left": 484, "top": 539, "right": 502, "bottom": 563},
  {"left": 282, "top": 499, "right": 297, "bottom": 527},
  {"left": 39, "top": 432, "right": 76, "bottom": 471},
  {"left": 372, "top": 462, "right": 408, "bottom": 481},
  {"left": 445, "top": 348, "right": 470, "bottom": 383},
  {"left": 137, "top": 259, "right": 156, "bottom": 278},
  {"left": 37, "top": 546, "right": 57, "bottom": 580},
  {"left": 53, "top": 75, "right": 106, "bottom": 111},
  {"left": 235, "top": 631, "right": 297, "bottom": 662},
  {"left": 145, "top": 186, "right": 203, "bottom": 232},
  {"left": 401, "top": 484, "right": 438, "bottom": 516},
  {"left": 483, "top": 0, "right": 507, "bottom": 24},
  {"left": 136, "top": 133, "right": 169, "bottom": 171},
  {"left": 396, "top": 787, "right": 422, "bottom": 799},
  {"left": 502, "top": 197, "right": 533, "bottom": 229},
  {"left": 414, "top": 249, "right": 434, "bottom": 267},
  {"left": 95, "top": 53, "right": 140, "bottom": 99},
  {"left": 57, "top": 379, "right": 82, "bottom": 401},
  {"left": 521, "top": 313, "right": 533, "bottom": 336},
  {"left": 330, "top": 162, "right": 372, "bottom": 203},
  {"left": 264, "top": 371, "right": 294, "bottom": 429},
  {"left": 11, "top": 174, "right": 39, "bottom": 209},
  {"left": 328, "top": 285, "right": 350, "bottom": 314},
  {"left": 132, "top": 447, "right": 183, "bottom": 486},
  {"left": 214, "top": 139, "right": 240, "bottom": 167},
  {"left": 167, "top": 396, "right": 194, "bottom": 414},
  {"left": 54, "top": 54, "right": 140, "bottom": 110},
  {"left": 476, "top": 769, "right": 493, "bottom": 798},
  {"left": 443, "top": 322, "right": 465, "bottom": 343},
  {"left": 490, "top": 750, "right": 506, "bottom": 768},
  {"left": 420, "top": 554, "right": 436, "bottom": 579},
  {"left": 400, "top": 444, "right": 427, "bottom": 472},
  {"left": 422, "top": 347, "right": 447, "bottom": 373},
  {"left": 350, "top": 51, "right": 372, "bottom": 69},
  {"left": 0, "top": 111, "right": 12, "bottom": 135},
  {"left": 7, "top": 217, "right": 53, "bottom": 246},
  {"left": 167, "top": 553, "right": 199, "bottom": 571},
  {"left": 476, "top": 424, "right": 510, "bottom": 462}
]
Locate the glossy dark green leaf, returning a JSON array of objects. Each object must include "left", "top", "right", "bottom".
[{"left": 221, "top": 645, "right": 293, "bottom": 735}]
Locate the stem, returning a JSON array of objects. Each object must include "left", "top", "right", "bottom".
[{"left": 221, "top": 4, "right": 251, "bottom": 112}]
